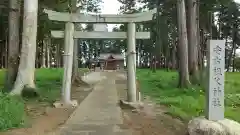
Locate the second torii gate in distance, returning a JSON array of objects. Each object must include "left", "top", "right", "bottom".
[{"left": 44, "top": 9, "right": 156, "bottom": 106}]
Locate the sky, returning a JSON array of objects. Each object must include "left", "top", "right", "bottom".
[
  {"left": 100, "top": 0, "right": 121, "bottom": 31},
  {"left": 100, "top": 0, "right": 240, "bottom": 15},
  {"left": 101, "top": 0, "right": 240, "bottom": 13},
  {"left": 101, "top": 0, "right": 240, "bottom": 31},
  {"left": 101, "top": 0, "right": 121, "bottom": 14},
  {"left": 100, "top": 0, "right": 240, "bottom": 54}
]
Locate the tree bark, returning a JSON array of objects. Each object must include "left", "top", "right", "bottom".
[
  {"left": 231, "top": 33, "right": 237, "bottom": 72},
  {"left": 187, "top": 0, "right": 199, "bottom": 83},
  {"left": 41, "top": 39, "right": 46, "bottom": 68},
  {"left": 227, "top": 26, "right": 237, "bottom": 72},
  {"left": 0, "top": 45, "right": 4, "bottom": 68},
  {"left": 72, "top": 21, "right": 79, "bottom": 71},
  {"left": 70, "top": 0, "right": 82, "bottom": 84},
  {"left": 156, "top": 4, "right": 162, "bottom": 68},
  {"left": 56, "top": 44, "right": 61, "bottom": 68},
  {"left": 196, "top": 0, "right": 202, "bottom": 70},
  {"left": 4, "top": 37, "right": 8, "bottom": 68},
  {"left": 72, "top": 39, "right": 79, "bottom": 77},
  {"left": 177, "top": 0, "right": 190, "bottom": 88},
  {"left": 171, "top": 42, "right": 177, "bottom": 69},
  {"left": 46, "top": 38, "right": 51, "bottom": 68},
  {"left": 71, "top": 39, "right": 88, "bottom": 86},
  {"left": 232, "top": 45, "right": 237, "bottom": 72},
  {"left": 5, "top": 0, "right": 21, "bottom": 91},
  {"left": 10, "top": 0, "right": 38, "bottom": 95}
]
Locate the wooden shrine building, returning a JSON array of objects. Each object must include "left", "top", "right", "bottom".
[{"left": 98, "top": 53, "right": 124, "bottom": 70}]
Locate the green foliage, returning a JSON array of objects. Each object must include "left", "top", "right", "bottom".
[
  {"left": 34, "top": 68, "right": 63, "bottom": 103},
  {"left": 0, "top": 68, "right": 62, "bottom": 131},
  {"left": 137, "top": 69, "right": 240, "bottom": 122},
  {"left": 118, "top": 0, "right": 137, "bottom": 13},
  {"left": 0, "top": 68, "right": 88, "bottom": 131},
  {"left": 234, "top": 57, "right": 240, "bottom": 70},
  {"left": 0, "top": 94, "right": 25, "bottom": 130}
]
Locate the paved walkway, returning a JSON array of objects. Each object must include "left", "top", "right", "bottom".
[{"left": 60, "top": 72, "right": 130, "bottom": 135}]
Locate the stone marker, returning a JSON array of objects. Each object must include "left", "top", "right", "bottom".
[
  {"left": 206, "top": 40, "right": 225, "bottom": 120},
  {"left": 188, "top": 40, "right": 240, "bottom": 135},
  {"left": 188, "top": 116, "right": 240, "bottom": 135}
]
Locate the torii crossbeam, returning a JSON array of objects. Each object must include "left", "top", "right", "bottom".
[
  {"left": 44, "top": 9, "right": 156, "bottom": 23},
  {"left": 44, "top": 9, "right": 156, "bottom": 106}
]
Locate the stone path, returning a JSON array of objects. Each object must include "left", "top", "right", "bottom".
[
  {"left": 59, "top": 72, "right": 130, "bottom": 135},
  {"left": 81, "top": 72, "right": 106, "bottom": 85}
]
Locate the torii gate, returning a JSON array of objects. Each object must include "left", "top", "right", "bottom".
[{"left": 44, "top": 9, "right": 156, "bottom": 105}]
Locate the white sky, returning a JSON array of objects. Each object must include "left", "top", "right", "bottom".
[
  {"left": 100, "top": 0, "right": 121, "bottom": 31},
  {"left": 101, "top": 0, "right": 121, "bottom": 14},
  {"left": 101, "top": 0, "right": 240, "bottom": 14},
  {"left": 101, "top": 0, "right": 240, "bottom": 31},
  {"left": 100, "top": 0, "right": 240, "bottom": 54}
]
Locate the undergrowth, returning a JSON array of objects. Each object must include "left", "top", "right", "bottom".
[
  {"left": 137, "top": 69, "right": 240, "bottom": 122},
  {"left": 0, "top": 68, "right": 87, "bottom": 131}
]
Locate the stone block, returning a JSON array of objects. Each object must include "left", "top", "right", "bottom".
[
  {"left": 188, "top": 116, "right": 240, "bottom": 135},
  {"left": 53, "top": 100, "right": 78, "bottom": 108},
  {"left": 119, "top": 100, "right": 144, "bottom": 111}
]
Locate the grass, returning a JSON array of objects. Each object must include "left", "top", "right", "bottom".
[
  {"left": 0, "top": 68, "right": 88, "bottom": 131},
  {"left": 137, "top": 69, "right": 240, "bottom": 122}
]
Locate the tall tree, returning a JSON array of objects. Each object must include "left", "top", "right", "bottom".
[
  {"left": 177, "top": 0, "right": 190, "bottom": 87},
  {"left": 5, "top": 0, "right": 21, "bottom": 91},
  {"left": 70, "top": 0, "right": 82, "bottom": 85},
  {"left": 118, "top": 0, "right": 137, "bottom": 13},
  {"left": 187, "top": 0, "right": 199, "bottom": 83},
  {"left": 10, "top": 0, "right": 38, "bottom": 95}
]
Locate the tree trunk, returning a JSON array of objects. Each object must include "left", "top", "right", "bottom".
[
  {"left": 10, "top": 0, "right": 38, "bottom": 95},
  {"left": 177, "top": 0, "right": 190, "bottom": 88},
  {"left": 71, "top": 39, "right": 87, "bottom": 86},
  {"left": 196, "top": 0, "right": 202, "bottom": 70},
  {"left": 72, "top": 40, "right": 79, "bottom": 75},
  {"left": 232, "top": 34, "right": 237, "bottom": 72},
  {"left": 187, "top": 0, "right": 199, "bottom": 83},
  {"left": 171, "top": 43, "right": 177, "bottom": 69},
  {"left": 208, "top": 12, "right": 213, "bottom": 39},
  {"left": 46, "top": 38, "right": 51, "bottom": 68},
  {"left": 5, "top": 38, "right": 8, "bottom": 68},
  {"left": 232, "top": 46, "right": 237, "bottom": 72},
  {"left": 165, "top": 44, "right": 170, "bottom": 70},
  {"left": 56, "top": 44, "right": 61, "bottom": 68},
  {"left": 225, "top": 38, "right": 228, "bottom": 70},
  {"left": 41, "top": 39, "right": 46, "bottom": 68},
  {"left": 198, "top": 30, "right": 203, "bottom": 69},
  {"left": 5, "top": 0, "right": 21, "bottom": 91},
  {"left": 0, "top": 44, "right": 3, "bottom": 68},
  {"left": 156, "top": 5, "right": 162, "bottom": 68},
  {"left": 227, "top": 27, "right": 237, "bottom": 72},
  {"left": 35, "top": 44, "right": 39, "bottom": 68}
]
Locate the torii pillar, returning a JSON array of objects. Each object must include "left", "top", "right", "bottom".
[
  {"left": 127, "top": 22, "right": 137, "bottom": 102},
  {"left": 44, "top": 8, "right": 156, "bottom": 105}
]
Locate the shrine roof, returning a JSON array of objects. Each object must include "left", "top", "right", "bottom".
[{"left": 98, "top": 53, "right": 124, "bottom": 60}]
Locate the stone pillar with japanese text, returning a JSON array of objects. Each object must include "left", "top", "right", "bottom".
[
  {"left": 187, "top": 40, "right": 240, "bottom": 135},
  {"left": 206, "top": 40, "right": 225, "bottom": 120}
]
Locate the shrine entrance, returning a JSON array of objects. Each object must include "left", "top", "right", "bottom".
[
  {"left": 44, "top": 8, "right": 156, "bottom": 105},
  {"left": 104, "top": 55, "right": 118, "bottom": 70}
]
